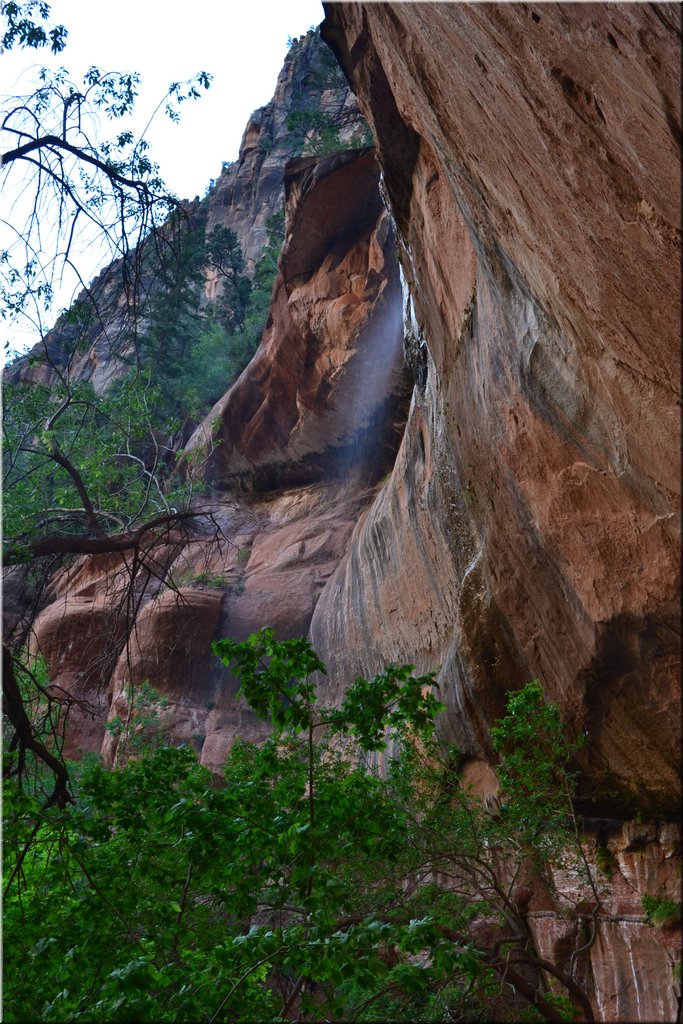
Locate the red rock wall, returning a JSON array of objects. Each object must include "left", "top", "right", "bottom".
[
  {"left": 526, "top": 819, "right": 682, "bottom": 1023},
  {"left": 31, "top": 146, "right": 409, "bottom": 776},
  {"left": 319, "top": 0, "right": 680, "bottom": 815},
  {"left": 313, "top": 5, "right": 681, "bottom": 1019},
  {"left": 19, "top": 11, "right": 681, "bottom": 1017},
  {"left": 186, "top": 148, "right": 407, "bottom": 489}
]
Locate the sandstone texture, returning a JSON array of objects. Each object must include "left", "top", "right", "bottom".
[
  {"left": 10, "top": 9, "right": 681, "bottom": 1020},
  {"left": 524, "top": 819, "right": 682, "bottom": 1023},
  {"left": 319, "top": 1, "right": 680, "bottom": 816},
  {"left": 311, "top": 6, "right": 681, "bottom": 1018},
  {"left": 186, "top": 147, "right": 406, "bottom": 489}
]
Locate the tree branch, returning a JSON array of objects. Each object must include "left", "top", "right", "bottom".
[
  {"left": 1, "top": 134, "right": 164, "bottom": 196},
  {"left": 4, "top": 509, "right": 198, "bottom": 564},
  {"left": 2, "top": 645, "right": 72, "bottom": 809}
]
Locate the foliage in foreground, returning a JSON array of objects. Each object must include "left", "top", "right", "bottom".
[{"left": 4, "top": 632, "right": 591, "bottom": 1023}]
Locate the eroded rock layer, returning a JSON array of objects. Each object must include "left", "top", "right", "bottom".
[
  {"left": 313, "top": 6, "right": 681, "bottom": 1019},
  {"left": 186, "top": 147, "right": 406, "bottom": 489},
  {"left": 318, "top": 0, "right": 680, "bottom": 816}
]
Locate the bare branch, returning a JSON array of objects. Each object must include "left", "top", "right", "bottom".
[
  {"left": 4, "top": 509, "right": 200, "bottom": 564},
  {"left": 1, "top": 134, "right": 165, "bottom": 197}
]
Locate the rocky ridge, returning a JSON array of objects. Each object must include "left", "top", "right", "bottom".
[
  {"left": 204, "top": 29, "right": 369, "bottom": 279},
  {"left": 6, "top": 29, "right": 368, "bottom": 392}
]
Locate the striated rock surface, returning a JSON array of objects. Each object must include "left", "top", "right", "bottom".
[
  {"left": 318, "top": 0, "right": 681, "bottom": 816},
  {"left": 516, "top": 818, "right": 682, "bottom": 1022},
  {"left": 311, "top": 5, "right": 681, "bottom": 1019},
  {"left": 12, "top": 9, "right": 681, "bottom": 1019}
]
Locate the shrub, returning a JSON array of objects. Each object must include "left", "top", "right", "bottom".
[{"left": 642, "top": 895, "right": 681, "bottom": 927}]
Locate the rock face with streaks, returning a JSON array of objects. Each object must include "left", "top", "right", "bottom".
[
  {"left": 310, "top": 4, "right": 680, "bottom": 1019},
  {"left": 186, "top": 147, "right": 405, "bottom": 489},
  {"left": 14, "top": 7, "right": 682, "bottom": 1019},
  {"left": 318, "top": 0, "right": 680, "bottom": 815},
  {"left": 526, "top": 818, "right": 682, "bottom": 1023}
]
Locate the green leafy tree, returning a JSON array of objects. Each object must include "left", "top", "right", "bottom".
[
  {"left": 4, "top": 631, "right": 594, "bottom": 1022},
  {"left": 204, "top": 225, "right": 252, "bottom": 330},
  {"left": 1, "top": 1, "right": 67, "bottom": 54},
  {"left": 2, "top": 373, "right": 191, "bottom": 563}
]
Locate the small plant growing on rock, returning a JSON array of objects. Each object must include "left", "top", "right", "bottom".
[
  {"left": 642, "top": 895, "right": 682, "bottom": 928},
  {"left": 193, "top": 571, "right": 228, "bottom": 588},
  {"left": 595, "top": 843, "right": 618, "bottom": 876},
  {"left": 105, "top": 680, "right": 171, "bottom": 762}
]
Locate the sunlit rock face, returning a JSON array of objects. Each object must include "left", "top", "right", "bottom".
[
  {"left": 319, "top": 0, "right": 680, "bottom": 815},
  {"left": 186, "top": 147, "right": 406, "bottom": 490}
]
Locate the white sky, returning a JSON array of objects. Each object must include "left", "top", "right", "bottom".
[{"left": 1, "top": 0, "right": 325, "bottom": 355}]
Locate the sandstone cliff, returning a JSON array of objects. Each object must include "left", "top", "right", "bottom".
[
  {"left": 319, "top": 1, "right": 680, "bottom": 816},
  {"left": 313, "top": 5, "right": 680, "bottom": 1019},
  {"left": 29, "top": 144, "right": 408, "bottom": 778},
  {"left": 186, "top": 148, "right": 405, "bottom": 488}
]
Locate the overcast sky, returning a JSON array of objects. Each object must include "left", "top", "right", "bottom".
[
  {"left": 1, "top": 0, "right": 325, "bottom": 354},
  {"left": 2, "top": 0, "right": 326, "bottom": 196}
]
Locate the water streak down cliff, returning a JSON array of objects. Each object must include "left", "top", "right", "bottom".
[
  {"left": 30, "top": 145, "right": 409, "bottom": 775},
  {"left": 319, "top": 0, "right": 680, "bottom": 816}
]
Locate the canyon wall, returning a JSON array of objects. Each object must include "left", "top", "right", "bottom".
[
  {"left": 318, "top": 1, "right": 680, "bottom": 815},
  {"left": 29, "top": 145, "right": 408, "bottom": 776},
  {"left": 312, "top": 5, "right": 680, "bottom": 1020}
]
